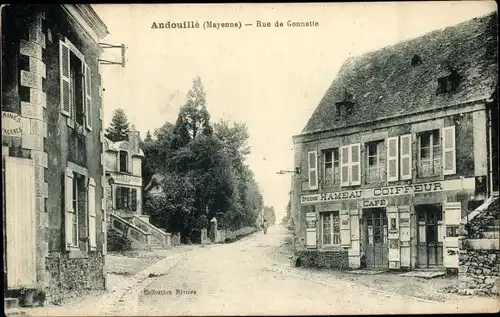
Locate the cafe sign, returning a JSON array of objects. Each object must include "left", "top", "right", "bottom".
[
  {"left": 112, "top": 173, "right": 142, "bottom": 186},
  {"left": 2, "top": 111, "right": 23, "bottom": 137},
  {"left": 301, "top": 178, "right": 475, "bottom": 204}
]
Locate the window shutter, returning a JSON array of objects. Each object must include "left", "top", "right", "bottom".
[
  {"left": 64, "top": 168, "right": 74, "bottom": 251},
  {"left": 88, "top": 178, "right": 97, "bottom": 250},
  {"left": 400, "top": 134, "right": 412, "bottom": 180},
  {"left": 59, "top": 40, "right": 71, "bottom": 116},
  {"left": 350, "top": 143, "right": 361, "bottom": 186},
  {"left": 308, "top": 151, "right": 318, "bottom": 190},
  {"left": 84, "top": 63, "right": 92, "bottom": 131},
  {"left": 115, "top": 187, "right": 121, "bottom": 209},
  {"left": 306, "top": 212, "right": 317, "bottom": 248},
  {"left": 340, "top": 210, "right": 351, "bottom": 246},
  {"left": 386, "top": 137, "right": 399, "bottom": 182},
  {"left": 340, "top": 145, "right": 350, "bottom": 187},
  {"left": 442, "top": 126, "right": 456, "bottom": 175},
  {"left": 131, "top": 188, "right": 137, "bottom": 211}
]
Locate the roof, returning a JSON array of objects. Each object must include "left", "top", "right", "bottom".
[
  {"left": 300, "top": 11, "right": 498, "bottom": 136},
  {"left": 104, "top": 137, "right": 145, "bottom": 157}
]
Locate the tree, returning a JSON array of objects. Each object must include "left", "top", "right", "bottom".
[{"left": 105, "top": 108, "right": 130, "bottom": 142}]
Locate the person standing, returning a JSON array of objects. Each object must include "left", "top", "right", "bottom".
[{"left": 263, "top": 219, "right": 268, "bottom": 234}]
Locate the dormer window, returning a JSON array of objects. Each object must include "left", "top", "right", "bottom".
[
  {"left": 437, "top": 66, "right": 462, "bottom": 94},
  {"left": 411, "top": 54, "right": 422, "bottom": 66},
  {"left": 335, "top": 88, "right": 355, "bottom": 117}
]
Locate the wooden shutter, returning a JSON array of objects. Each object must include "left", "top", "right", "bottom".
[
  {"left": 400, "top": 134, "right": 412, "bottom": 180},
  {"left": 115, "top": 186, "right": 121, "bottom": 209},
  {"left": 308, "top": 151, "right": 318, "bottom": 190},
  {"left": 444, "top": 202, "right": 461, "bottom": 269},
  {"left": 60, "top": 40, "right": 71, "bottom": 116},
  {"left": 64, "top": 168, "right": 74, "bottom": 250},
  {"left": 131, "top": 188, "right": 137, "bottom": 211},
  {"left": 340, "top": 210, "right": 351, "bottom": 246},
  {"left": 386, "top": 137, "right": 399, "bottom": 182},
  {"left": 88, "top": 177, "right": 97, "bottom": 250},
  {"left": 340, "top": 145, "right": 350, "bottom": 187},
  {"left": 442, "top": 126, "right": 456, "bottom": 175},
  {"left": 306, "top": 212, "right": 317, "bottom": 248},
  {"left": 350, "top": 143, "right": 361, "bottom": 186},
  {"left": 84, "top": 63, "right": 92, "bottom": 131}
]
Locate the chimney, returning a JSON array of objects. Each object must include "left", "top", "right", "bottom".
[{"left": 128, "top": 124, "right": 140, "bottom": 154}]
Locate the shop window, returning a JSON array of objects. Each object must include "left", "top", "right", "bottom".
[
  {"left": 418, "top": 129, "right": 441, "bottom": 177},
  {"left": 365, "top": 140, "right": 384, "bottom": 183},
  {"left": 115, "top": 186, "right": 137, "bottom": 211},
  {"left": 321, "top": 211, "right": 340, "bottom": 246},
  {"left": 323, "top": 148, "right": 340, "bottom": 186}
]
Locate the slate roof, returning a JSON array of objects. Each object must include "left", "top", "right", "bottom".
[{"left": 300, "top": 11, "right": 498, "bottom": 135}]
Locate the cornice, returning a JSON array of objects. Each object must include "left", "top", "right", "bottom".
[{"left": 61, "top": 4, "right": 109, "bottom": 45}]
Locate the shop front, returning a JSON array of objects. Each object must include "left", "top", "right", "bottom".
[{"left": 300, "top": 177, "right": 475, "bottom": 271}]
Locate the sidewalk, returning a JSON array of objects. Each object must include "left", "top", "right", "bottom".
[{"left": 16, "top": 246, "right": 196, "bottom": 316}]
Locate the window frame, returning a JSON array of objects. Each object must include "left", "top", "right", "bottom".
[
  {"left": 323, "top": 148, "right": 340, "bottom": 186},
  {"left": 418, "top": 129, "right": 441, "bottom": 177},
  {"left": 365, "top": 140, "right": 383, "bottom": 183},
  {"left": 321, "top": 211, "right": 341, "bottom": 247}
]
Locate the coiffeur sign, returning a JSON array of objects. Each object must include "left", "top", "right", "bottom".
[
  {"left": 300, "top": 178, "right": 475, "bottom": 204},
  {"left": 2, "top": 112, "right": 23, "bottom": 137}
]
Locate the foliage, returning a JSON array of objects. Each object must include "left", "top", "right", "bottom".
[
  {"left": 142, "top": 77, "right": 263, "bottom": 240},
  {"left": 105, "top": 108, "right": 130, "bottom": 142}
]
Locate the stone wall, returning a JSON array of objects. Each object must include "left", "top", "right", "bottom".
[
  {"left": 292, "top": 250, "right": 349, "bottom": 269},
  {"left": 171, "top": 233, "right": 181, "bottom": 246},
  {"left": 45, "top": 252, "right": 105, "bottom": 304},
  {"left": 465, "top": 198, "right": 499, "bottom": 239},
  {"left": 457, "top": 249, "right": 500, "bottom": 296}
]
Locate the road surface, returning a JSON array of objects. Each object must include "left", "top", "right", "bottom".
[{"left": 134, "top": 225, "right": 498, "bottom": 316}]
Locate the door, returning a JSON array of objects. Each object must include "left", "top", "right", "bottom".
[
  {"left": 5, "top": 156, "right": 37, "bottom": 289},
  {"left": 363, "top": 208, "right": 388, "bottom": 269},
  {"left": 417, "top": 204, "right": 443, "bottom": 268}
]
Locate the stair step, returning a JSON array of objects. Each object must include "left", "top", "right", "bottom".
[{"left": 5, "top": 297, "right": 19, "bottom": 309}]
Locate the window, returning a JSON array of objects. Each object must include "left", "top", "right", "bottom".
[
  {"left": 69, "top": 53, "right": 84, "bottom": 125},
  {"left": 115, "top": 186, "right": 137, "bottom": 211},
  {"left": 323, "top": 149, "right": 340, "bottom": 186},
  {"left": 437, "top": 69, "right": 462, "bottom": 94},
  {"left": 321, "top": 211, "right": 340, "bottom": 246},
  {"left": 119, "top": 151, "right": 128, "bottom": 173},
  {"left": 70, "top": 173, "right": 86, "bottom": 249},
  {"left": 418, "top": 129, "right": 441, "bottom": 177},
  {"left": 365, "top": 140, "right": 384, "bottom": 183}
]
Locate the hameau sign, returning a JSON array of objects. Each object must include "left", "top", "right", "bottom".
[{"left": 300, "top": 178, "right": 475, "bottom": 204}]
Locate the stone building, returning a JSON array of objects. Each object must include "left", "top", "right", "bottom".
[
  {"left": 2, "top": 4, "right": 110, "bottom": 305},
  {"left": 292, "top": 12, "right": 498, "bottom": 273},
  {"left": 104, "top": 128, "right": 171, "bottom": 249},
  {"left": 103, "top": 125, "right": 145, "bottom": 220}
]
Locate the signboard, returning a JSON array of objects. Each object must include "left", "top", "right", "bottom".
[
  {"left": 300, "top": 178, "right": 475, "bottom": 204},
  {"left": 2, "top": 112, "right": 23, "bottom": 137},
  {"left": 111, "top": 173, "right": 142, "bottom": 186},
  {"left": 359, "top": 199, "right": 387, "bottom": 208}
]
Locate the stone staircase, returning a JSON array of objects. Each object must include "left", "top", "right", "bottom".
[{"left": 108, "top": 213, "right": 171, "bottom": 250}]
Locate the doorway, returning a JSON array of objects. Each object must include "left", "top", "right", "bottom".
[
  {"left": 416, "top": 204, "right": 443, "bottom": 268},
  {"left": 362, "top": 208, "right": 388, "bottom": 269}
]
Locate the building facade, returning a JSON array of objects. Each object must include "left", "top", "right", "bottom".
[
  {"left": 292, "top": 12, "right": 498, "bottom": 273},
  {"left": 2, "top": 4, "right": 109, "bottom": 304},
  {"left": 103, "top": 125, "right": 145, "bottom": 221}
]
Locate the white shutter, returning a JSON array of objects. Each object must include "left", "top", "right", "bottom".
[
  {"left": 340, "top": 211, "right": 351, "bottom": 246},
  {"left": 88, "top": 177, "right": 97, "bottom": 250},
  {"left": 340, "top": 146, "right": 350, "bottom": 187},
  {"left": 350, "top": 143, "right": 361, "bottom": 186},
  {"left": 442, "top": 126, "right": 456, "bottom": 175},
  {"left": 308, "top": 151, "right": 318, "bottom": 190},
  {"left": 400, "top": 134, "right": 412, "bottom": 180},
  {"left": 306, "top": 212, "right": 317, "bottom": 248},
  {"left": 387, "top": 137, "right": 399, "bottom": 182},
  {"left": 64, "top": 168, "right": 74, "bottom": 250},
  {"left": 84, "top": 63, "right": 92, "bottom": 131},
  {"left": 60, "top": 40, "right": 71, "bottom": 116}
]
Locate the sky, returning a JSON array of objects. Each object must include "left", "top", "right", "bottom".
[{"left": 93, "top": 1, "right": 497, "bottom": 220}]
